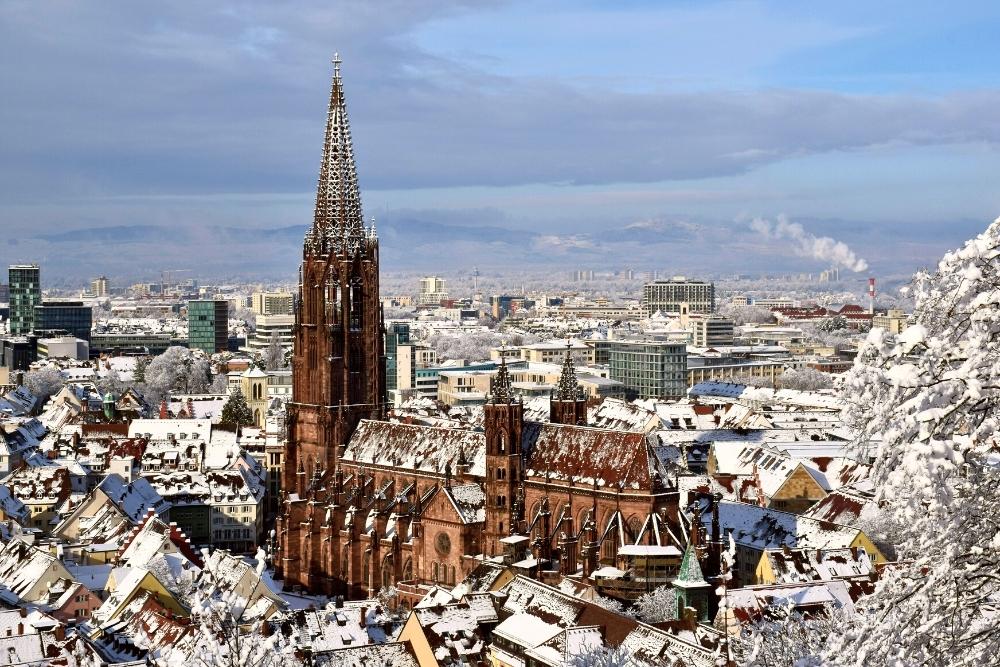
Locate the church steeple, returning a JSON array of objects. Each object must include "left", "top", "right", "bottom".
[
  {"left": 550, "top": 341, "right": 588, "bottom": 426},
  {"left": 306, "top": 54, "right": 369, "bottom": 258},
  {"left": 491, "top": 352, "right": 514, "bottom": 403},
  {"left": 555, "top": 342, "right": 581, "bottom": 401}
]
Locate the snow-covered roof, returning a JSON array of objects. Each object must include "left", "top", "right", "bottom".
[
  {"left": 444, "top": 483, "right": 486, "bottom": 524},
  {"left": 344, "top": 420, "right": 486, "bottom": 478}
]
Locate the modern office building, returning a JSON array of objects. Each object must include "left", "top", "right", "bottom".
[
  {"left": 242, "top": 314, "right": 294, "bottom": 355},
  {"left": 642, "top": 278, "right": 715, "bottom": 315},
  {"left": 91, "top": 276, "right": 109, "bottom": 297},
  {"left": 608, "top": 339, "right": 688, "bottom": 400},
  {"left": 34, "top": 300, "right": 93, "bottom": 342},
  {"left": 251, "top": 291, "right": 294, "bottom": 316},
  {"left": 686, "top": 314, "right": 735, "bottom": 348},
  {"left": 8, "top": 264, "right": 41, "bottom": 335},
  {"left": 188, "top": 300, "right": 228, "bottom": 354},
  {"left": 384, "top": 322, "right": 411, "bottom": 392},
  {"left": 418, "top": 276, "right": 448, "bottom": 306}
]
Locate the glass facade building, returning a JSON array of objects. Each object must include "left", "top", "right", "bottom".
[
  {"left": 188, "top": 300, "right": 228, "bottom": 354},
  {"left": 8, "top": 264, "right": 40, "bottom": 335},
  {"left": 608, "top": 340, "right": 688, "bottom": 400},
  {"left": 34, "top": 300, "right": 93, "bottom": 342},
  {"left": 384, "top": 322, "right": 411, "bottom": 392}
]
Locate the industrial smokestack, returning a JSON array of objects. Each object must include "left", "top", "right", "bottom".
[{"left": 868, "top": 278, "right": 876, "bottom": 315}]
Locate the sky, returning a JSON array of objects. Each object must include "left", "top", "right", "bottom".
[{"left": 2, "top": 0, "right": 999, "bottom": 283}]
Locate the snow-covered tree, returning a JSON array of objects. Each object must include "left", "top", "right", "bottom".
[
  {"left": 96, "top": 368, "right": 130, "bottom": 396},
  {"left": 220, "top": 387, "right": 254, "bottom": 426},
  {"left": 817, "top": 315, "right": 849, "bottom": 332},
  {"left": 23, "top": 367, "right": 64, "bottom": 399},
  {"left": 631, "top": 585, "right": 677, "bottom": 624},
  {"left": 142, "top": 346, "right": 212, "bottom": 403},
  {"left": 263, "top": 331, "right": 285, "bottom": 371},
  {"left": 570, "top": 644, "right": 638, "bottom": 667},
  {"left": 776, "top": 367, "right": 833, "bottom": 391},
  {"left": 719, "top": 303, "right": 776, "bottom": 325},
  {"left": 731, "top": 602, "right": 845, "bottom": 667},
  {"left": 159, "top": 594, "right": 298, "bottom": 667},
  {"left": 821, "top": 217, "right": 1000, "bottom": 665}
]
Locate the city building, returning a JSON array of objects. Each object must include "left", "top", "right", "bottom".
[
  {"left": 37, "top": 336, "right": 89, "bottom": 360},
  {"left": 251, "top": 291, "right": 294, "bottom": 316},
  {"left": 418, "top": 276, "right": 447, "bottom": 306},
  {"left": 8, "top": 264, "right": 41, "bottom": 335},
  {"left": 872, "top": 309, "right": 911, "bottom": 335},
  {"left": 91, "top": 276, "right": 109, "bottom": 297},
  {"left": 242, "top": 314, "right": 294, "bottom": 355},
  {"left": 490, "top": 295, "right": 533, "bottom": 320},
  {"left": 608, "top": 339, "right": 688, "bottom": 399},
  {"left": 642, "top": 278, "right": 715, "bottom": 316},
  {"left": 187, "top": 299, "right": 228, "bottom": 354},
  {"left": 385, "top": 322, "right": 411, "bottom": 393},
  {"left": 686, "top": 314, "right": 735, "bottom": 348},
  {"left": 34, "top": 300, "right": 93, "bottom": 342}
]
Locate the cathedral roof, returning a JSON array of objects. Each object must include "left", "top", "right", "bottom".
[
  {"left": 343, "top": 420, "right": 486, "bottom": 478},
  {"left": 522, "top": 422, "right": 657, "bottom": 491}
]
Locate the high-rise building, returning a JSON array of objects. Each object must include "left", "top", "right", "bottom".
[
  {"left": 642, "top": 277, "right": 715, "bottom": 316},
  {"left": 187, "top": 300, "right": 228, "bottom": 354},
  {"left": 418, "top": 276, "right": 447, "bottom": 306},
  {"left": 251, "top": 291, "right": 294, "bottom": 316},
  {"left": 0, "top": 284, "right": 9, "bottom": 303},
  {"left": 91, "top": 276, "right": 109, "bottom": 297},
  {"left": 8, "top": 264, "right": 40, "bottom": 335},
  {"left": 384, "top": 322, "right": 411, "bottom": 393},
  {"left": 34, "top": 300, "right": 93, "bottom": 342},
  {"left": 608, "top": 339, "right": 688, "bottom": 399}
]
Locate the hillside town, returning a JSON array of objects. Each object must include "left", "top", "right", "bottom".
[{"left": 1, "top": 17, "right": 998, "bottom": 667}]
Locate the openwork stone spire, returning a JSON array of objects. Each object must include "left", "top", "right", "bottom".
[
  {"left": 305, "top": 54, "right": 369, "bottom": 257},
  {"left": 492, "top": 354, "right": 513, "bottom": 403},
  {"left": 555, "top": 342, "right": 581, "bottom": 401}
]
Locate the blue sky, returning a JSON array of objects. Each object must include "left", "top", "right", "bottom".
[{"left": 1, "top": 1, "right": 998, "bottom": 280}]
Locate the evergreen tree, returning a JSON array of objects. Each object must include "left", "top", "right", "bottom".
[
  {"left": 220, "top": 387, "right": 254, "bottom": 426},
  {"left": 134, "top": 355, "right": 149, "bottom": 384}
]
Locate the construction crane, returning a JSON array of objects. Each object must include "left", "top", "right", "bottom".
[{"left": 161, "top": 269, "right": 191, "bottom": 297}]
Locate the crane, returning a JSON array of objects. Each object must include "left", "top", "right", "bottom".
[{"left": 161, "top": 269, "right": 191, "bottom": 297}]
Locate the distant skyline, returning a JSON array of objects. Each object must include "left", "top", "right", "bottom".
[{"left": 2, "top": 1, "right": 999, "bottom": 279}]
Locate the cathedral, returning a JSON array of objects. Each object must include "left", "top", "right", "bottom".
[{"left": 275, "top": 58, "right": 716, "bottom": 603}]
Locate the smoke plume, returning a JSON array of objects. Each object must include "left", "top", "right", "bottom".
[{"left": 750, "top": 214, "right": 869, "bottom": 272}]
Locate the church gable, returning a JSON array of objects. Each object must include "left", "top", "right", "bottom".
[
  {"left": 343, "top": 420, "right": 486, "bottom": 478},
  {"left": 521, "top": 422, "right": 654, "bottom": 490}
]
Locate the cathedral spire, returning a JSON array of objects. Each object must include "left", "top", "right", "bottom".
[
  {"left": 308, "top": 53, "right": 367, "bottom": 256},
  {"left": 492, "top": 353, "right": 513, "bottom": 403},
  {"left": 555, "top": 340, "right": 580, "bottom": 401}
]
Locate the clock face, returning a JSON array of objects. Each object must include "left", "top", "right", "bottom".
[{"left": 435, "top": 532, "right": 452, "bottom": 556}]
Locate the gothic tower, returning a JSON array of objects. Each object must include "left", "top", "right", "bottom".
[
  {"left": 276, "top": 57, "right": 385, "bottom": 593},
  {"left": 483, "top": 357, "right": 524, "bottom": 556},
  {"left": 282, "top": 55, "right": 386, "bottom": 498},
  {"left": 549, "top": 344, "right": 587, "bottom": 426}
]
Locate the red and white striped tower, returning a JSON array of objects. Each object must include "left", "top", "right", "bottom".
[{"left": 868, "top": 277, "right": 876, "bottom": 315}]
